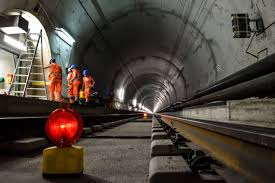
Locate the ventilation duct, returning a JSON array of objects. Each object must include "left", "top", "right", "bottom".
[{"left": 0, "top": 15, "right": 29, "bottom": 34}]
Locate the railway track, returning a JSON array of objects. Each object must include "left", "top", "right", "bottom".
[
  {"left": 156, "top": 114, "right": 275, "bottom": 183},
  {"left": 0, "top": 113, "right": 140, "bottom": 141},
  {"left": 0, "top": 113, "right": 274, "bottom": 182}
]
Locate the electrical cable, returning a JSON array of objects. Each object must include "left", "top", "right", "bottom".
[
  {"left": 34, "top": 0, "right": 55, "bottom": 30},
  {"left": 169, "top": 0, "right": 188, "bottom": 63},
  {"left": 156, "top": 0, "right": 207, "bottom": 111},
  {"left": 261, "top": 21, "right": 275, "bottom": 32},
  {"left": 246, "top": 32, "right": 258, "bottom": 58},
  {"left": 182, "top": 0, "right": 207, "bottom": 57},
  {"left": 78, "top": 0, "right": 146, "bottom": 107},
  {"left": 156, "top": 0, "right": 189, "bottom": 110},
  {"left": 160, "top": 0, "right": 212, "bottom": 111},
  {"left": 173, "top": 0, "right": 208, "bottom": 79},
  {"left": 246, "top": 20, "right": 275, "bottom": 59}
]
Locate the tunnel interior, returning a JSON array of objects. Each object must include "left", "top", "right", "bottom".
[
  {"left": 0, "top": 1, "right": 275, "bottom": 182},
  {"left": 1, "top": 0, "right": 275, "bottom": 112}
]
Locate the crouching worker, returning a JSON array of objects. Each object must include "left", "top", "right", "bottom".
[{"left": 82, "top": 69, "right": 95, "bottom": 105}]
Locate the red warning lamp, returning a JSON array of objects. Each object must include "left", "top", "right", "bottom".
[{"left": 45, "top": 108, "right": 83, "bottom": 147}]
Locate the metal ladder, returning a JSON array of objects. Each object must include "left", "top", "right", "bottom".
[{"left": 8, "top": 30, "right": 48, "bottom": 100}]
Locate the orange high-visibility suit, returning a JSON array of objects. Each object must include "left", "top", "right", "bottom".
[
  {"left": 83, "top": 75, "right": 95, "bottom": 102},
  {"left": 69, "top": 68, "right": 81, "bottom": 100},
  {"left": 48, "top": 63, "right": 62, "bottom": 101},
  {"left": 67, "top": 70, "right": 74, "bottom": 103}
]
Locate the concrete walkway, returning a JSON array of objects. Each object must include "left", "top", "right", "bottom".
[{"left": 95, "top": 122, "right": 152, "bottom": 138}]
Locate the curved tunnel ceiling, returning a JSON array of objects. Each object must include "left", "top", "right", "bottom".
[
  {"left": 3, "top": 0, "right": 275, "bottom": 112},
  {"left": 50, "top": 0, "right": 275, "bottom": 112},
  {"left": 77, "top": 1, "right": 214, "bottom": 112}
]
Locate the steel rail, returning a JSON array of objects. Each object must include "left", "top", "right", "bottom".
[
  {"left": 0, "top": 114, "right": 141, "bottom": 141},
  {"left": 157, "top": 114, "right": 275, "bottom": 183}
]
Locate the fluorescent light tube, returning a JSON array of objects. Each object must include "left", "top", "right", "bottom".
[
  {"left": 4, "top": 35, "right": 26, "bottom": 51},
  {"left": 55, "top": 28, "right": 75, "bottom": 46}
]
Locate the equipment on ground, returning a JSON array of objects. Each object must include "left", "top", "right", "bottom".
[{"left": 42, "top": 108, "right": 84, "bottom": 178}]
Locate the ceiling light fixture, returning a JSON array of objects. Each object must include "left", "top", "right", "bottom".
[
  {"left": 55, "top": 28, "right": 75, "bottom": 46},
  {"left": 117, "top": 88, "right": 125, "bottom": 102},
  {"left": 132, "top": 99, "right": 137, "bottom": 107},
  {"left": 4, "top": 35, "right": 26, "bottom": 51}
]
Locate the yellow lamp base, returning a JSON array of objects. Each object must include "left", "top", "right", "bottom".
[
  {"left": 42, "top": 145, "right": 83, "bottom": 178},
  {"left": 79, "top": 90, "right": 85, "bottom": 99}
]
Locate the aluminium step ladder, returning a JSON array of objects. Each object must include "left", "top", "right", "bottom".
[{"left": 8, "top": 30, "right": 48, "bottom": 100}]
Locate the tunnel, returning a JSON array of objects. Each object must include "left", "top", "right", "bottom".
[
  {"left": 0, "top": 0, "right": 274, "bottom": 112},
  {"left": 0, "top": 0, "right": 275, "bottom": 183}
]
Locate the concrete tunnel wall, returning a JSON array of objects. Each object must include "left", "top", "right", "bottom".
[{"left": 0, "top": 0, "right": 275, "bottom": 111}]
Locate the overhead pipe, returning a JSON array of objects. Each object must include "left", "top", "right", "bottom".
[
  {"left": 172, "top": 72, "right": 275, "bottom": 110},
  {"left": 193, "top": 53, "right": 275, "bottom": 99},
  {"left": 161, "top": 53, "right": 275, "bottom": 112}
]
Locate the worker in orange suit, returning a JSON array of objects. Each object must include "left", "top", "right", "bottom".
[
  {"left": 82, "top": 69, "right": 95, "bottom": 104},
  {"left": 48, "top": 58, "right": 62, "bottom": 101},
  {"left": 68, "top": 64, "right": 81, "bottom": 103},
  {"left": 67, "top": 68, "right": 74, "bottom": 103}
]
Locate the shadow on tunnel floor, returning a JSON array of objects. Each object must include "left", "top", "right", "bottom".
[
  {"left": 45, "top": 174, "right": 111, "bottom": 183},
  {"left": 0, "top": 147, "right": 44, "bottom": 165}
]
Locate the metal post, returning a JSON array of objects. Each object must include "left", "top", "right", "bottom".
[{"left": 40, "top": 30, "right": 48, "bottom": 100}]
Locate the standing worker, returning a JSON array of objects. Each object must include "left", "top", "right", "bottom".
[
  {"left": 48, "top": 58, "right": 62, "bottom": 101},
  {"left": 68, "top": 64, "right": 81, "bottom": 103},
  {"left": 82, "top": 69, "right": 95, "bottom": 105},
  {"left": 67, "top": 68, "right": 74, "bottom": 103}
]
